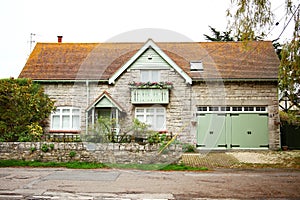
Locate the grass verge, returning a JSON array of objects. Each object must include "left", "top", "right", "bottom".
[
  {"left": 0, "top": 160, "right": 106, "bottom": 169},
  {"left": 0, "top": 160, "right": 208, "bottom": 171}
]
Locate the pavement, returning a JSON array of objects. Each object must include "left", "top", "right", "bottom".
[
  {"left": 0, "top": 150, "right": 299, "bottom": 199},
  {"left": 0, "top": 167, "right": 300, "bottom": 199}
]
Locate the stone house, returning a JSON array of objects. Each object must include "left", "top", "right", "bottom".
[{"left": 19, "top": 38, "right": 280, "bottom": 149}]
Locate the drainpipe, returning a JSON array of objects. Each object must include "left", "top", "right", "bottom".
[{"left": 85, "top": 80, "right": 90, "bottom": 135}]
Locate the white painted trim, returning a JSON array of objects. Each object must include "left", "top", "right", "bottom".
[
  {"left": 108, "top": 39, "right": 192, "bottom": 84},
  {"left": 86, "top": 93, "right": 123, "bottom": 112}
]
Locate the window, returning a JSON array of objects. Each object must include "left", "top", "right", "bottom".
[
  {"left": 197, "top": 106, "right": 267, "bottom": 113},
  {"left": 209, "top": 106, "right": 219, "bottom": 111},
  {"left": 140, "top": 70, "right": 160, "bottom": 82},
  {"left": 244, "top": 106, "right": 254, "bottom": 111},
  {"left": 135, "top": 107, "right": 166, "bottom": 131},
  {"left": 232, "top": 107, "right": 242, "bottom": 111},
  {"left": 190, "top": 61, "right": 203, "bottom": 71},
  {"left": 256, "top": 106, "right": 266, "bottom": 111},
  {"left": 221, "top": 106, "right": 230, "bottom": 111},
  {"left": 51, "top": 107, "right": 80, "bottom": 130},
  {"left": 197, "top": 106, "right": 207, "bottom": 111}
]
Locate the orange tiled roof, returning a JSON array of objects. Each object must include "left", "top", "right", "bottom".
[{"left": 19, "top": 41, "right": 279, "bottom": 81}]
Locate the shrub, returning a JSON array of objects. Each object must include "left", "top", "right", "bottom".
[
  {"left": 41, "top": 144, "right": 49, "bottom": 152},
  {"left": 30, "top": 147, "right": 37, "bottom": 153},
  {"left": 69, "top": 151, "right": 76, "bottom": 158},
  {"left": 49, "top": 143, "right": 55, "bottom": 150},
  {"left": 183, "top": 144, "right": 197, "bottom": 153},
  {"left": 0, "top": 78, "right": 55, "bottom": 142}
]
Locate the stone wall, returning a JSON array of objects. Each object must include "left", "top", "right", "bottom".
[
  {"left": 0, "top": 142, "right": 183, "bottom": 164},
  {"left": 41, "top": 70, "right": 279, "bottom": 149}
]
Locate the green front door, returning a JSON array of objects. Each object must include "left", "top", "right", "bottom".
[
  {"left": 197, "top": 114, "right": 226, "bottom": 148},
  {"left": 231, "top": 114, "right": 269, "bottom": 148}
]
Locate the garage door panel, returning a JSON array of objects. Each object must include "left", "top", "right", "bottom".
[
  {"left": 231, "top": 114, "right": 268, "bottom": 148},
  {"left": 197, "top": 114, "right": 226, "bottom": 148}
]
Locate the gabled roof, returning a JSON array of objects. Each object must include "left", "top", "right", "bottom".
[
  {"left": 109, "top": 39, "right": 192, "bottom": 84},
  {"left": 86, "top": 91, "right": 124, "bottom": 112},
  {"left": 19, "top": 40, "right": 280, "bottom": 81}
]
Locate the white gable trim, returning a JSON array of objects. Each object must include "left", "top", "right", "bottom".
[
  {"left": 86, "top": 92, "right": 123, "bottom": 112},
  {"left": 108, "top": 39, "right": 192, "bottom": 84}
]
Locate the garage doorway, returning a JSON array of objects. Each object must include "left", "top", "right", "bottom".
[{"left": 196, "top": 106, "right": 269, "bottom": 149}]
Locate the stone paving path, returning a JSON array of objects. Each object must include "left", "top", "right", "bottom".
[
  {"left": 180, "top": 150, "right": 300, "bottom": 169},
  {"left": 180, "top": 152, "right": 239, "bottom": 168}
]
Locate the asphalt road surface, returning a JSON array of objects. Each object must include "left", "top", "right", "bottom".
[{"left": 0, "top": 167, "right": 299, "bottom": 199}]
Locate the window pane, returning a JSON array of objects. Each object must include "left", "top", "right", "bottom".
[
  {"left": 146, "top": 115, "right": 154, "bottom": 128},
  {"left": 52, "top": 116, "right": 60, "bottom": 129},
  {"left": 146, "top": 108, "right": 154, "bottom": 113},
  {"left": 151, "top": 71, "right": 160, "bottom": 82},
  {"left": 72, "top": 109, "right": 80, "bottom": 114},
  {"left": 62, "top": 109, "right": 70, "bottom": 113},
  {"left": 62, "top": 116, "right": 70, "bottom": 129},
  {"left": 136, "top": 115, "right": 144, "bottom": 122},
  {"left": 72, "top": 116, "right": 80, "bottom": 129},
  {"left": 53, "top": 108, "right": 60, "bottom": 114},
  {"left": 198, "top": 107, "right": 207, "bottom": 111},
  {"left": 140, "top": 71, "right": 149, "bottom": 82},
  {"left": 136, "top": 108, "right": 144, "bottom": 113},
  {"left": 156, "top": 108, "right": 164, "bottom": 113},
  {"left": 156, "top": 115, "right": 165, "bottom": 130}
]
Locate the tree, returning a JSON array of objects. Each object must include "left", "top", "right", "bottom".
[
  {"left": 204, "top": 26, "right": 235, "bottom": 41},
  {"left": 226, "top": 0, "right": 274, "bottom": 40},
  {"left": 226, "top": 0, "right": 294, "bottom": 41},
  {"left": 279, "top": 7, "right": 300, "bottom": 109},
  {"left": 0, "top": 78, "right": 55, "bottom": 141}
]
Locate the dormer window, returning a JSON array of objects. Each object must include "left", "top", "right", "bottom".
[{"left": 190, "top": 60, "right": 203, "bottom": 72}]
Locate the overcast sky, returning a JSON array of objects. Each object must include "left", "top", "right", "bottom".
[{"left": 0, "top": 0, "right": 297, "bottom": 78}]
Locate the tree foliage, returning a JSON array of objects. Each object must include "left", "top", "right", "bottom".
[
  {"left": 226, "top": 0, "right": 274, "bottom": 40},
  {"left": 204, "top": 26, "right": 236, "bottom": 41},
  {"left": 0, "top": 78, "right": 55, "bottom": 141},
  {"left": 279, "top": 7, "right": 300, "bottom": 109}
]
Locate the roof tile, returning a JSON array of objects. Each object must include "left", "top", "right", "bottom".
[{"left": 19, "top": 41, "right": 279, "bottom": 81}]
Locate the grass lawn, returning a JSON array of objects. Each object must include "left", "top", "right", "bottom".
[{"left": 0, "top": 159, "right": 208, "bottom": 171}]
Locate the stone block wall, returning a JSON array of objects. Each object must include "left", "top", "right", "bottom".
[
  {"left": 41, "top": 70, "right": 279, "bottom": 149},
  {"left": 0, "top": 142, "right": 183, "bottom": 164}
]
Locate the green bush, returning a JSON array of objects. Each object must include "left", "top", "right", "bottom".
[
  {"left": 49, "top": 143, "right": 55, "bottom": 150},
  {"left": 69, "top": 151, "right": 76, "bottom": 158},
  {"left": 0, "top": 78, "right": 55, "bottom": 142},
  {"left": 182, "top": 144, "right": 197, "bottom": 153},
  {"left": 41, "top": 144, "right": 49, "bottom": 152}
]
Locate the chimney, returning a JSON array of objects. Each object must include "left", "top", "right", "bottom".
[{"left": 57, "top": 36, "right": 63, "bottom": 43}]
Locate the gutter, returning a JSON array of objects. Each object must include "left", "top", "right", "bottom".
[
  {"left": 33, "top": 79, "right": 108, "bottom": 83},
  {"left": 192, "top": 78, "right": 278, "bottom": 83}
]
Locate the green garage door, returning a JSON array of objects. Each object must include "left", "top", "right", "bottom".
[
  {"left": 196, "top": 106, "right": 269, "bottom": 149},
  {"left": 197, "top": 114, "right": 227, "bottom": 148},
  {"left": 231, "top": 114, "right": 269, "bottom": 148}
]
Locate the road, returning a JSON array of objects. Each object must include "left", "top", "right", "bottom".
[{"left": 0, "top": 167, "right": 299, "bottom": 199}]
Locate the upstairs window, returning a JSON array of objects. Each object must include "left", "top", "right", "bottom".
[
  {"left": 140, "top": 70, "right": 160, "bottom": 82},
  {"left": 51, "top": 107, "right": 80, "bottom": 130}
]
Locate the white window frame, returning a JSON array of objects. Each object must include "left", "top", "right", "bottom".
[
  {"left": 197, "top": 106, "right": 268, "bottom": 114},
  {"left": 51, "top": 107, "right": 81, "bottom": 131},
  {"left": 135, "top": 107, "right": 166, "bottom": 131},
  {"left": 140, "top": 70, "right": 160, "bottom": 82}
]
